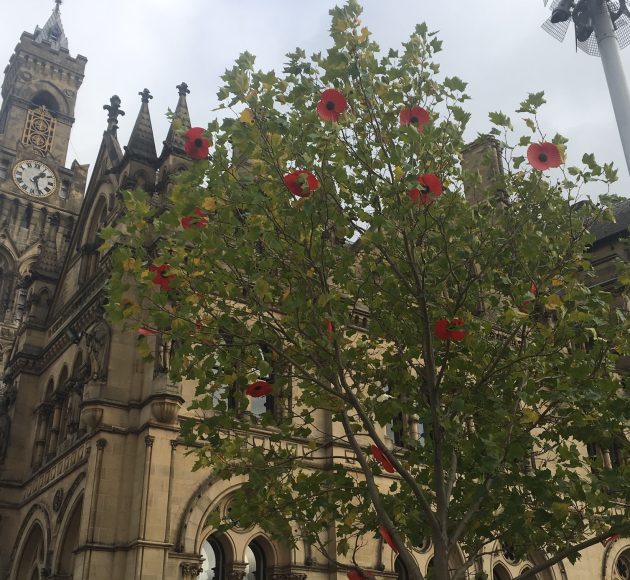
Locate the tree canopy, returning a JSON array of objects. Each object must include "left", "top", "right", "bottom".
[{"left": 106, "top": 2, "right": 630, "bottom": 578}]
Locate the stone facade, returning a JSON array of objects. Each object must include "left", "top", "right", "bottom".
[{"left": 0, "top": 5, "right": 628, "bottom": 580}]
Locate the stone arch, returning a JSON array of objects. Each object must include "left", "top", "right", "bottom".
[
  {"left": 9, "top": 503, "right": 52, "bottom": 579},
  {"left": 79, "top": 194, "right": 108, "bottom": 282},
  {"left": 19, "top": 81, "right": 69, "bottom": 116},
  {"left": 492, "top": 562, "right": 512, "bottom": 580},
  {"left": 175, "top": 474, "right": 294, "bottom": 570},
  {"left": 52, "top": 494, "right": 83, "bottom": 577},
  {"left": 603, "top": 537, "right": 630, "bottom": 579}
]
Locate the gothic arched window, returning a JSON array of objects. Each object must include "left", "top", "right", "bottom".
[
  {"left": 245, "top": 541, "right": 266, "bottom": 580},
  {"left": 0, "top": 250, "right": 17, "bottom": 324},
  {"left": 200, "top": 536, "right": 224, "bottom": 580},
  {"left": 395, "top": 556, "right": 409, "bottom": 580}
]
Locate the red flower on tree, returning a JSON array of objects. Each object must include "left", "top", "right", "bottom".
[
  {"left": 245, "top": 380, "right": 273, "bottom": 398},
  {"left": 527, "top": 142, "right": 562, "bottom": 171},
  {"left": 399, "top": 106, "right": 430, "bottom": 131},
  {"left": 371, "top": 444, "right": 395, "bottom": 473},
  {"left": 434, "top": 318, "right": 467, "bottom": 341},
  {"left": 316, "top": 88, "right": 348, "bottom": 122},
  {"left": 184, "top": 127, "right": 211, "bottom": 160},
  {"left": 522, "top": 281, "right": 538, "bottom": 307},
  {"left": 407, "top": 173, "right": 443, "bottom": 206},
  {"left": 149, "top": 264, "right": 175, "bottom": 291},
  {"left": 283, "top": 170, "right": 320, "bottom": 198},
  {"left": 181, "top": 207, "right": 208, "bottom": 229},
  {"left": 379, "top": 526, "right": 399, "bottom": 554}
]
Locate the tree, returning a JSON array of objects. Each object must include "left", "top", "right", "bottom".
[{"left": 105, "top": 2, "right": 630, "bottom": 578}]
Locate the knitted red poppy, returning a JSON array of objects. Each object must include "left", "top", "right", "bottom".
[
  {"left": 326, "top": 319, "right": 334, "bottom": 342},
  {"left": 283, "top": 170, "right": 320, "bottom": 198},
  {"left": 245, "top": 380, "right": 273, "bottom": 398},
  {"left": 184, "top": 127, "right": 211, "bottom": 160},
  {"left": 379, "top": 526, "right": 399, "bottom": 553},
  {"left": 527, "top": 142, "right": 562, "bottom": 171},
  {"left": 181, "top": 207, "right": 208, "bottom": 229},
  {"left": 434, "top": 318, "right": 467, "bottom": 341},
  {"left": 407, "top": 173, "right": 443, "bottom": 206},
  {"left": 399, "top": 106, "right": 430, "bottom": 131},
  {"left": 149, "top": 264, "right": 176, "bottom": 291},
  {"left": 371, "top": 444, "right": 395, "bottom": 473},
  {"left": 347, "top": 569, "right": 375, "bottom": 580},
  {"left": 317, "top": 88, "right": 348, "bottom": 122},
  {"left": 137, "top": 327, "right": 159, "bottom": 336}
]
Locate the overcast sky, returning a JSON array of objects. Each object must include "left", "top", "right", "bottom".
[{"left": 1, "top": 0, "right": 629, "bottom": 199}]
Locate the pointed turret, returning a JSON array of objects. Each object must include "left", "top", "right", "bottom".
[
  {"left": 33, "top": 0, "right": 68, "bottom": 51},
  {"left": 161, "top": 82, "right": 192, "bottom": 159},
  {"left": 123, "top": 88, "right": 158, "bottom": 166}
]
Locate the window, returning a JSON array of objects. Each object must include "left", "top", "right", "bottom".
[
  {"left": 245, "top": 541, "right": 265, "bottom": 580},
  {"left": 249, "top": 344, "right": 276, "bottom": 420},
  {"left": 201, "top": 536, "right": 224, "bottom": 580},
  {"left": 395, "top": 557, "right": 409, "bottom": 580}
]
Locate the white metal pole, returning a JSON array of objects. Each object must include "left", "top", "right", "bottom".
[{"left": 591, "top": 0, "right": 630, "bottom": 174}]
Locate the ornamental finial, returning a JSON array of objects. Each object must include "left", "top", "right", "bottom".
[
  {"left": 139, "top": 88, "right": 153, "bottom": 104},
  {"left": 54, "top": 0, "right": 62, "bottom": 12},
  {"left": 176, "top": 82, "right": 190, "bottom": 97}
]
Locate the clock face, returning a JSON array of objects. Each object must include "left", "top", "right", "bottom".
[{"left": 12, "top": 160, "right": 57, "bottom": 198}]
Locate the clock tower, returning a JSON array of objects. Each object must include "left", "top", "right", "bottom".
[{"left": 0, "top": 1, "right": 88, "bottom": 373}]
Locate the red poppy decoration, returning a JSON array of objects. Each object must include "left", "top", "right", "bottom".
[
  {"left": 399, "top": 106, "right": 430, "bottom": 131},
  {"left": 527, "top": 142, "right": 562, "bottom": 171},
  {"left": 326, "top": 319, "right": 334, "bottom": 342},
  {"left": 149, "top": 264, "right": 176, "bottom": 291},
  {"left": 379, "top": 526, "right": 399, "bottom": 554},
  {"left": 137, "top": 327, "right": 159, "bottom": 336},
  {"left": 407, "top": 173, "right": 443, "bottom": 206},
  {"left": 316, "top": 88, "right": 348, "bottom": 122},
  {"left": 434, "top": 318, "right": 467, "bottom": 341},
  {"left": 245, "top": 379, "right": 273, "bottom": 398},
  {"left": 371, "top": 444, "right": 395, "bottom": 473},
  {"left": 522, "top": 281, "right": 538, "bottom": 307},
  {"left": 601, "top": 534, "right": 620, "bottom": 546},
  {"left": 283, "top": 170, "right": 320, "bottom": 198},
  {"left": 181, "top": 207, "right": 208, "bottom": 229},
  {"left": 347, "top": 569, "right": 375, "bottom": 580},
  {"left": 184, "top": 127, "right": 211, "bottom": 160}
]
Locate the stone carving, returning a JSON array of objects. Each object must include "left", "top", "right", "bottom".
[
  {"left": 66, "top": 380, "right": 84, "bottom": 434},
  {"left": 86, "top": 321, "right": 111, "bottom": 380},
  {"left": 52, "top": 488, "right": 64, "bottom": 512},
  {"left": 0, "top": 396, "right": 11, "bottom": 462},
  {"left": 180, "top": 562, "right": 203, "bottom": 579}
]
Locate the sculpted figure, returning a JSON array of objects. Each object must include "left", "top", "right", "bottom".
[{"left": 86, "top": 321, "right": 111, "bottom": 381}]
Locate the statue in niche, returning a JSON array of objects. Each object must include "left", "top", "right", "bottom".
[
  {"left": 86, "top": 320, "right": 111, "bottom": 381},
  {"left": 157, "top": 337, "right": 181, "bottom": 374},
  {"left": 0, "top": 396, "right": 11, "bottom": 463},
  {"left": 66, "top": 379, "right": 84, "bottom": 434}
]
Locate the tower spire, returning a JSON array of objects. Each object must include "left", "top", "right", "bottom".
[
  {"left": 124, "top": 89, "right": 158, "bottom": 164},
  {"left": 34, "top": 0, "right": 68, "bottom": 50},
  {"left": 162, "top": 82, "right": 192, "bottom": 157}
]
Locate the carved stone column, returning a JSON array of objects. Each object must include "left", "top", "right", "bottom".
[
  {"left": 227, "top": 563, "right": 247, "bottom": 580},
  {"left": 32, "top": 402, "right": 52, "bottom": 468},
  {"left": 46, "top": 393, "right": 64, "bottom": 458},
  {"left": 180, "top": 562, "right": 203, "bottom": 579}
]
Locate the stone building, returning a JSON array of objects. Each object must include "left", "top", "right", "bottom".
[{"left": 0, "top": 4, "right": 628, "bottom": 580}]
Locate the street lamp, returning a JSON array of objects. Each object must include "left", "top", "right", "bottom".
[{"left": 542, "top": 0, "right": 630, "bottom": 174}]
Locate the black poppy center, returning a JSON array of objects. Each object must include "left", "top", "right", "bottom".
[
  {"left": 410, "top": 116, "right": 419, "bottom": 125},
  {"left": 194, "top": 138, "right": 203, "bottom": 147},
  {"left": 326, "top": 100, "right": 336, "bottom": 111},
  {"left": 538, "top": 153, "right": 548, "bottom": 162},
  {"left": 420, "top": 184, "right": 431, "bottom": 194}
]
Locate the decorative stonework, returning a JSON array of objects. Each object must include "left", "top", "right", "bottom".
[
  {"left": 22, "top": 106, "right": 56, "bottom": 155},
  {"left": 52, "top": 488, "right": 64, "bottom": 512},
  {"left": 151, "top": 398, "right": 182, "bottom": 424},
  {"left": 180, "top": 562, "right": 203, "bottom": 579}
]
